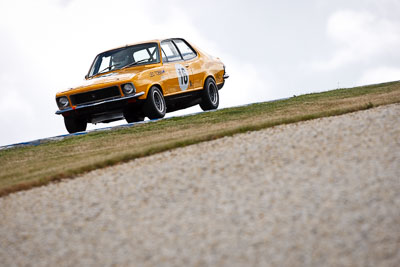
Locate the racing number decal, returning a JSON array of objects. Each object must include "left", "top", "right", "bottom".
[{"left": 175, "top": 64, "right": 189, "bottom": 91}]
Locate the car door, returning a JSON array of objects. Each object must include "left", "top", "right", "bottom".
[
  {"left": 160, "top": 40, "right": 193, "bottom": 95},
  {"left": 172, "top": 39, "right": 203, "bottom": 91}
]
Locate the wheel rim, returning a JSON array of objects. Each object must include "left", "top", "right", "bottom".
[
  {"left": 153, "top": 89, "right": 165, "bottom": 112},
  {"left": 208, "top": 82, "right": 218, "bottom": 105}
]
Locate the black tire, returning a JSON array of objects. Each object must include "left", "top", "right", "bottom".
[
  {"left": 200, "top": 77, "right": 219, "bottom": 111},
  {"left": 64, "top": 116, "right": 87, "bottom": 134},
  {"left": 124, "top": 113, "right": 145, "bottom": 123},
  {"left": 143, "top": 86, "right": 166, "bottom": 119}
]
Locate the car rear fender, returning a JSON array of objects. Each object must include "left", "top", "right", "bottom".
[{"left": 202, "top": 74, "right": 216, "bottom": 89}]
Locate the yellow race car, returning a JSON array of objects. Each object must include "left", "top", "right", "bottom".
[{"left": 55, "top": 38, "right": 229, "bottom": 133}]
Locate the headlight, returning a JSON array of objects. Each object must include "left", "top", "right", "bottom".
[
  {"left": 122, "top": 83, "right": 136, "bottom": 95},
  {"left": 57, "top": 96, "right": 69, "bottom": 109}
]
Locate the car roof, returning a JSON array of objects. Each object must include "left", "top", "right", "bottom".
[{"left": 102, "top": 38, "right": 185, "bottom": 53}]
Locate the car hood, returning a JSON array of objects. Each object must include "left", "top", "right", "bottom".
[
  {"left": 58, "top": 66, "right": 151, "bottom": 94},
  {"left": 65, "top": 72, "right": 136, "bottom": 92}
]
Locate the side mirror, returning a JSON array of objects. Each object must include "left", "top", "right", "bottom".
[{"left": 84, "top": 74, "right": 89, "bottom": 80}]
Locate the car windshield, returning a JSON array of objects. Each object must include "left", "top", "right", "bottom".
[{"left": 88, "top": 42, "right": 160, "bottom": 77}]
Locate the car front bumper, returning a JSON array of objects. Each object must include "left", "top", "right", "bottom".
[{"left": 55, "top": 92, "right": 144, "bottom": 115}]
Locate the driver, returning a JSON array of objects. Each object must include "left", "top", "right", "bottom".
[{"left": 111, "top": 50, "right": 130, "bottom": 69}]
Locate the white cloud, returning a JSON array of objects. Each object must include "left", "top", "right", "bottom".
[
  {"left": 313, "top": 10, "right": 400, "bottom": 70},
  {"left": 358, "top": 67, "right": 400, "bottom": 85},
  {"left": 0, "top": 0, "right": 271, "bottom": 146},
  {"left": 0, "top": 88, "right": 34, "bottom": 118}
]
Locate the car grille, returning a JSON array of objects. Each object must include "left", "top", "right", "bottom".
[{"left": 70, "top": 86, "right": 121, "bottom": 106}]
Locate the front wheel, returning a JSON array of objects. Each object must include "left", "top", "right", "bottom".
[
  {"left": 123, "top": 108, "right": 145, "bottom": 123},
  {"left": 64, "top": 116, "right": 87, "bottom": 134},
  {"left": 200, "top": 77, "right": 219, "bottom": 111},
  {"left": 143, "top": 86, "right": 166, "bottom": 119},
  {"left": 124, "top": 114, "right": 145, "bottom": 123}
]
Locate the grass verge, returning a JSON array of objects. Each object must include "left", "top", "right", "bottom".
[{"left": 1, "top": 81, "right": 400, "bottom": 197}]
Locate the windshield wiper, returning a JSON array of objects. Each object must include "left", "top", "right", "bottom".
[
  {"left": 121, "top": 59, "right": 149, "bottom": 69},
  {"left": 97, "top": 64, "right": 120, "bottom": 75}
]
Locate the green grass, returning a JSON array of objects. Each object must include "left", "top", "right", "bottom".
[{"left": 1, "top": 81, "right": 400, "bottom": 197}]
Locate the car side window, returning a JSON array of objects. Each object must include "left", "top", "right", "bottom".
[
  {"left": 161, "top": 41, "right": 182, "bottom": 62},
  {"left": 173, "top": 39, "right": 197, "bottom": 60}
]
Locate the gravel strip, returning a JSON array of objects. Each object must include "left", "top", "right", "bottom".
[{"left": 1, "top": 104, "right": 400, "bottom": 267}]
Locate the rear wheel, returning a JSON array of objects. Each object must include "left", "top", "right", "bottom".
[
  {"left": 200, "top": 77, "right": 219, "bottom": 111},
  {"left": 143, "top": 86, "right": 166, "bottom": 119},
  {"left": 64, "top": 116, "right": 87, "bottom": 134}
]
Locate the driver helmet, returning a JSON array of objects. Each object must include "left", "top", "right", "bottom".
[{"left": 112, "top": 50, "right": 129, "bottom": 68}]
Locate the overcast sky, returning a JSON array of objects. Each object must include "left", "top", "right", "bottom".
[{"left": 1, "top": 0, "right": 399, "bottom": 146}]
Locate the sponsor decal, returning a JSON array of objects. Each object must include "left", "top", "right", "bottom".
[{"left": 150, "top": 70, "right": 165, "bottom": 77}]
